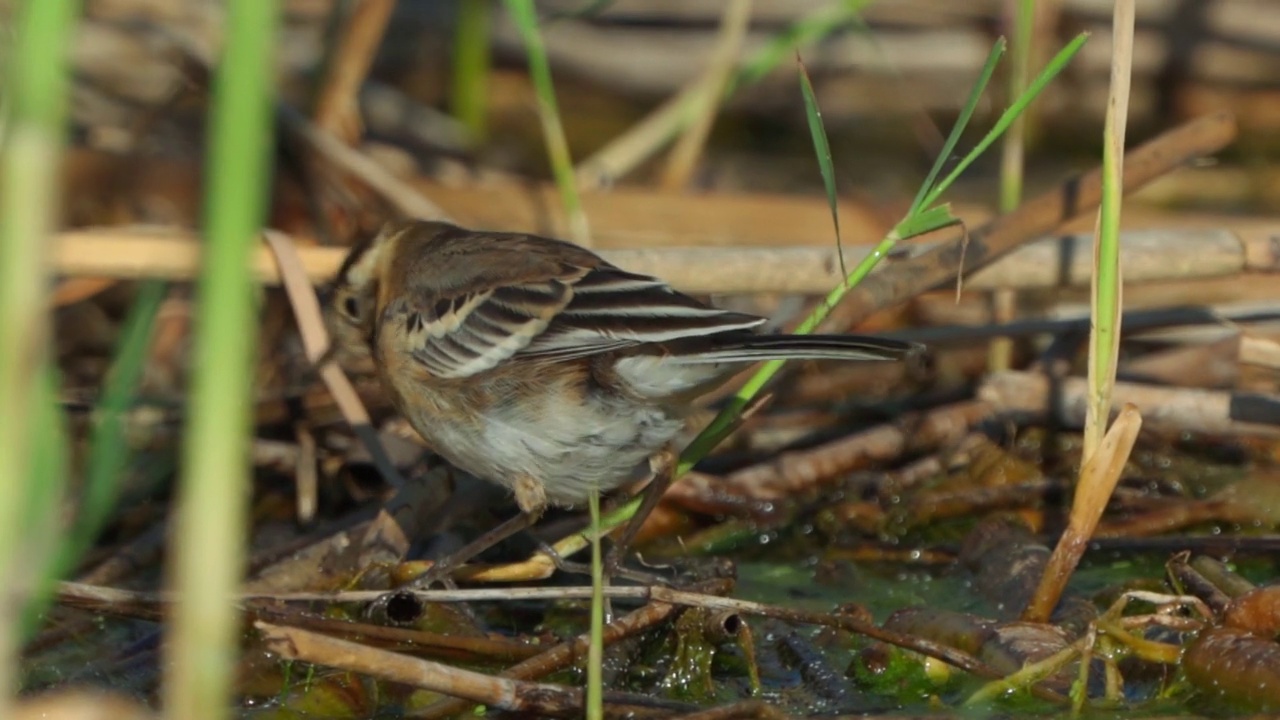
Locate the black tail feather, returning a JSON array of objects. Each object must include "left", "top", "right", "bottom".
[{"left": 669, "top": 334, "right": 921, "bottom": 364}]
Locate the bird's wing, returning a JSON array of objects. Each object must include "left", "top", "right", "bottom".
[{"left": 380, "top": 263, "right": 764, "bottom": 379}]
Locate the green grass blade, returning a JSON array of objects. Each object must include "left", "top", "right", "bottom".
[
  {"left": 893, "top": 204, "right": 959, "bottom": 241},
  {"left": 21, "top": 281, "right": 166, "bottom": 638},
  {"left": 502, "top": 0, "right": 589, "bottom": 244},
  {"left": 921, "top": 32, "right": 1088, "bottom": 212},
  {"left": 909, "top": 39, "right": 1006, "bottom": 217},
  {"left": 797, "top": 54, "right": 846, "bottom": 277},
  {"left": 1085, "top": 1, "right": 1134, "bottom": 460},
  {"left": 587, "top": 489, "right": 604, "bottom": 720},
  {"left": 68, "top": 283, "right": 167, "bottom": 565},
  {"left": 0, "top": 0, "right": 82, "bottom": 705},
  {"left": 164, "top": 1, "right": 280, "bottom": 717}
]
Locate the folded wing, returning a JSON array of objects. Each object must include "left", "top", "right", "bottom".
[{"left": 380, "top": 264, "right": 766, "bottom": 379}]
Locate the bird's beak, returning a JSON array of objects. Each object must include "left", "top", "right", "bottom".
[{"left": 315, "top": 283, "right": 336, "bottom": 307}]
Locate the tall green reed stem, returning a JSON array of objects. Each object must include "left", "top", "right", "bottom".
[
  {"left": 990, "top": 0, "right": 1036, "bottom": 372},
  {"left": 0, "top": 0, "right": 82, "bottom": 704},
  {"left": 1000, "top": 0, "right": 1035, "bottom": 214},
  {"left": 163, "top": 2, "right": 279, "bottom": 717},
  {"left": 586, "top": 489, "right": 604, "bottom": 720},
  {"left": 1084, "top": 0, "right": 1135, "bottom": 459}
]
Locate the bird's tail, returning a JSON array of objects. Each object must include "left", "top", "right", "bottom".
[{"left": 668, "top": 334, "right": 920, "bottom": 364}]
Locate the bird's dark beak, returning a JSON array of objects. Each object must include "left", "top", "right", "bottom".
[{"left": 316, "top": 283, "right": 336, "bottom": 307}]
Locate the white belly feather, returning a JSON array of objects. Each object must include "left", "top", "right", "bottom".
[{"left": 418, "top": 382, "right": 684, "bottom": 507}]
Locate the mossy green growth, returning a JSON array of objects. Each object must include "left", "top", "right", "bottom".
[
  {"left": 659, "top": 608, "right": 724, "bottom": 703},
  {"left": 846, "top": 642, "right": 948, "bottom": 706}
]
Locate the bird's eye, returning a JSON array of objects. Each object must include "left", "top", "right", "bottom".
[{"left": 342, "top": 295, "right": 361, "bottom": 320}]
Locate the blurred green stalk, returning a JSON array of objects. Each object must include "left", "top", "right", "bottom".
[
  {"left": 21, "top": 281, "right": 168, "bottom": 637},
  {"left": 452, "top": 0, "right": 492, "bottom": 143},
  {"left": 999, "top": 0, "right": 1035, "bottom": 214},
  {"left": 502, "top": 0, "right": 590, "bottom": 244},
  {"left": 0, "top": 0, "right": 81, "bottom": 704},
  {"left": 162, "top": 1, "right": 279, "bottom": 718},
  {"left": 19, "top": 368, "right": 70, "bottom": 642},
  {"left": 990, "top": 0, "right": 1036, "bottom": 372}
]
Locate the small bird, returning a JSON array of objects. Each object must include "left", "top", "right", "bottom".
[{"left": 325, "top": 220, "right": 918, "bottom": 576}]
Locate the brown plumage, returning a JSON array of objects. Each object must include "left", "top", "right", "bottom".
[{"left": 324, "top": 220, "right": 919, "bottom": 571}]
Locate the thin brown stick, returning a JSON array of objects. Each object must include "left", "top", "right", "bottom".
[
  {"left": 54, "top": 581, "right": 690, "bottom": 613},
  {"left": 311, "top": 0, "right": 396, "bottom": 142},
  {"left": 279, "top": 105, "right": 449, "bottom": 221},
  {"left": 1023, "top": 404, "right": 1142, "bottom": 623},
  {"left": 256, "top": 620, "right": 695, "bottom": 718},
  {"left": 256, "top": 620, "right": 587, "bottom": 716},
  {"left": 52, "top": 277, "right": 118, "bottom": 307},
  {"left": 667, "top": 401, "right": 991, "bottom": 508},
  {"left": 260, "top": 232, "right": 362, "bottom": 420},
  {"left": 1240, "top": 334, "right": 1280, "bottom": 370},
  {"left": 291, "top": 422, "right": 318, "bottom": 523},
  {"left": 14, "top": 691, "right": 154, "bottom": 720},
  {"left": 51, "top": 226, "right": 1267, "bottom": 295},
  {"left": 252, "top": 608, "right": 542, "bottom": 663},
  {"left": 1120, "top": 335, "right": 1240, "bottom": 389},
  {"left": 979, "top": 370, "right": 1280, "bottom": 437}
]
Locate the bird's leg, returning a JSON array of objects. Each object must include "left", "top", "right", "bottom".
[
  {"left": 604, "top": 447, "right": 677, "bottom": 578},
  {"left": 403, "top": 474, "right": 545, "bottom": 589},
  {"left": 402, "top": 512, "right": 536, "bottom": 588},
  {"left": 535, "top": 539, "right": 669, "bottom": 584}
]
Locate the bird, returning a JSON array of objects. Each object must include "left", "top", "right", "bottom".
[{"left": 323, "top": 219, "right": 920, "bottom": 580}]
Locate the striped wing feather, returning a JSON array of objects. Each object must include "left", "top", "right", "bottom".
[{"left": 381, "top": 265, "right": 765, "bottom": 379}]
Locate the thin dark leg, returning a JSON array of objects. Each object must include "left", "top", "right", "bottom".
[
  {"left": 604, "top": 449, "right": 676, "bottom": 578},
  {"left": 536, "top": 539, "right": 669, "bottom": 585},
  {"left": 403, "top": 510, "right": 536, "bottom": 589}
]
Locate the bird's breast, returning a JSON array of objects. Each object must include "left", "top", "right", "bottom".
[{"left": 381, "top": 357, "right": 685, "bottom": 507}]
